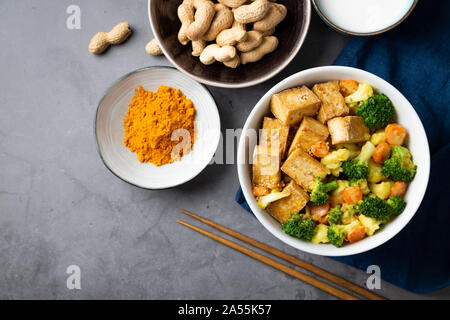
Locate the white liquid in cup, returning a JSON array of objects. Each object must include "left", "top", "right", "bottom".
[{"left": 315, "top": 0, "right": 415, "bottom": 34}]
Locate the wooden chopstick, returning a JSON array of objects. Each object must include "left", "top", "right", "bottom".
[
  {"left": 181, "top": 209, "right": 385, "bottom": 301},
  {"left": 177, "top": 219, "right": 359, "bottom": 300}
]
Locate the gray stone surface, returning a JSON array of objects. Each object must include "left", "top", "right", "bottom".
[{"left": 0, "top": 0, "right": 447, "bottom": 300}]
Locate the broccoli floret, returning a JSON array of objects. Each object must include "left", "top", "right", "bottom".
[
  {"left": 281, "top": 214, "right": 317, "bottom": 241},
  {"left": 309, "top": 177, "right": 339, "bottom": 206},
  {"left": 358, "top": 197, "right": 392, "bottom": 222},
  {"left": 387, "top": 196, "right": 406, "bottom": 216},
  {"left": 349, "top": 178, "right": 370, "bottom": 195},
  {"left": 358, "top": 196, "right": 407, "bottom": 222},
  {"left": 327, "top": 205, "right": 343, "bottom": 225},
  {"left": 342, "top": 141, "right": 375, "bottom": 180},
  {"left": 382, "top": 146, "right": 417, "bottom": 182},
  {"left": 341, "top": 204, "right": 358, "bottom": 224},
  {"left": 356, "top": 94, "right": 395, "bottom": 131},
  {"left": 344, "top": 204, "right": 359, "bottom": 215},
  {"left": 327, "top": 224, "right": 347, "bottom": 247}
]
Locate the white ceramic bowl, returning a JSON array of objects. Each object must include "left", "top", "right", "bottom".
[
  {"left": 237, "top": 66, "right": 430, "bottom": 256},
  {"left": 312, "top": 0, "right": 418, "bottom": 36},
  {"left": 95, "top": 66, "right": 221, "bottom": 189}
]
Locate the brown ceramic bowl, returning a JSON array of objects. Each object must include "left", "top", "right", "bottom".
[{"left": 148, "top": 0, "right": 311, "bottom": 88}]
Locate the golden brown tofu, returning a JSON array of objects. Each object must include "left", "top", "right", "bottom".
[
  {"left": 252, "top": 145, "right": 282, "bottom": 189},
  {"left": 270, "top": 86, "right": 321, "bottom": 125},
  {"left": 327, "top": 116, "right": 371, "bottom": 145},
  {"left": 281, "top": 148, "right": 328, "bottom": 190},
  {"left": 267, "top": 181, "right": 309, "bottom": 223},
  {"left": 288, "top": 116, "right": 329, "bottom": 155},
  {"left": 260, "top": 117, "right": 290, "bottom": 159},
  {"left": 313, "top": 81, "right": 349, "bottom": 123}
]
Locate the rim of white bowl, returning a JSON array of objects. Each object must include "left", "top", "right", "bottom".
[
  {"left": 311, "top": 0, "right": 419, "bottom": 36},
  {"left": 148, "top": 0, "right": 312, "bottom": 89},
  {"left": 94, "top": 66, "right": 221, "bottom": 190},
  {"left": 237, "top": 66, "right": 430, "bottom": 256}
]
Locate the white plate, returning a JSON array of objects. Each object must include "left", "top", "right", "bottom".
[
  {"left": 237, "top": 66, "right": 430, "bottom": 256},
  {"left": 95, "top": 67, "right": 221, "bottom": 189}
]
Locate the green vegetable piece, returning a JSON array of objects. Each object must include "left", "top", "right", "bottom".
[
  {"left": 382, "top": 146, "right": 417, "bottom": 182},
  {"left": 349, "top": 178, "right": 370, "bottom": 195},
  {"left": 327, "top": 205, "right": 343, "bottom": 225},
  {"left": 327, "top": 224, "right": 346, "bottom": 247},
  {"left": 356, "top": 94, "right": 395, "bottom": 131},
  {"left": 342, "top": 141, "right": 375, "bottom": 180},
  {"left": 309, "top": 177, "right": 339, "bottom": 206},
  {"left": 358, "top": 197, "right": 392, "bottom": 222},
  {"left": 281, "top": 214, "right": 317, "bottom": 241},
  {"left": 387, "top": 196, "right": 406, "bottom": 216}
]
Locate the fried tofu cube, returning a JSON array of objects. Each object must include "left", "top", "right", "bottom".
[
  {"left": 313, "top": 81, "right": 349, "bottom": 123},
  {"left": 252, "top": 145, "right": 282, "bottom": 189},
  {"left": 260, "top": 117, "right": 290, "bottom": 159},
  {"left": 281, "top": 148, "right": 328, "bottom": 190},
  {"left": 327, "top": 116, "right": 371, "bottom": 145},
  {"left": 270, "top": 86, "right": 321, "bottom": 125},
  {"left": 267, "top": 181, "right": 309, "bottom": 223},
  {"left": 288, "top": 116, "right": 329, "bottom": 155}
]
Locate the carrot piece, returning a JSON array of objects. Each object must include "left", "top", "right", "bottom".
[
  {"left": 372, "top": 142, "right": 392, "bottom": 164},
  {"left": 390, "top": 182, "right": 407, "bottom": 197},
  {"left": 347, "top": 224, "right": 366, "bottom": 243},
  {"left": 385, "top": 124, "right": 407, "bottom": 146},
  {"left": 310, "top": 203, "right": 330, "bottom": 224},
  {"left": 339, "top": 80, "right": 359, "bottom": 97},
  {"left": 342, "top": 186, "right": 363, "bottom": 205},
  {"left": 310, "top": 141, "right": 329, "bottom": 158},
  {"left": 253, "top": 186, "right": 270, "bottom": 197}
]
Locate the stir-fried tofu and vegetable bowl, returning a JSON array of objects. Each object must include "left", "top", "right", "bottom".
[{"left": 251, "top": 80, "right": 417, "bottom": 248}]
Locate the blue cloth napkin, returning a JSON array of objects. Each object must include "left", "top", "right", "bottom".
[{"left": 236, "top": 0, "right": 450, "bottom": 294}]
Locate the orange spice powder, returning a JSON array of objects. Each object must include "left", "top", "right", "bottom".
[{"left": 123, "top": 85, "right": 196, "bottom": 166}]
